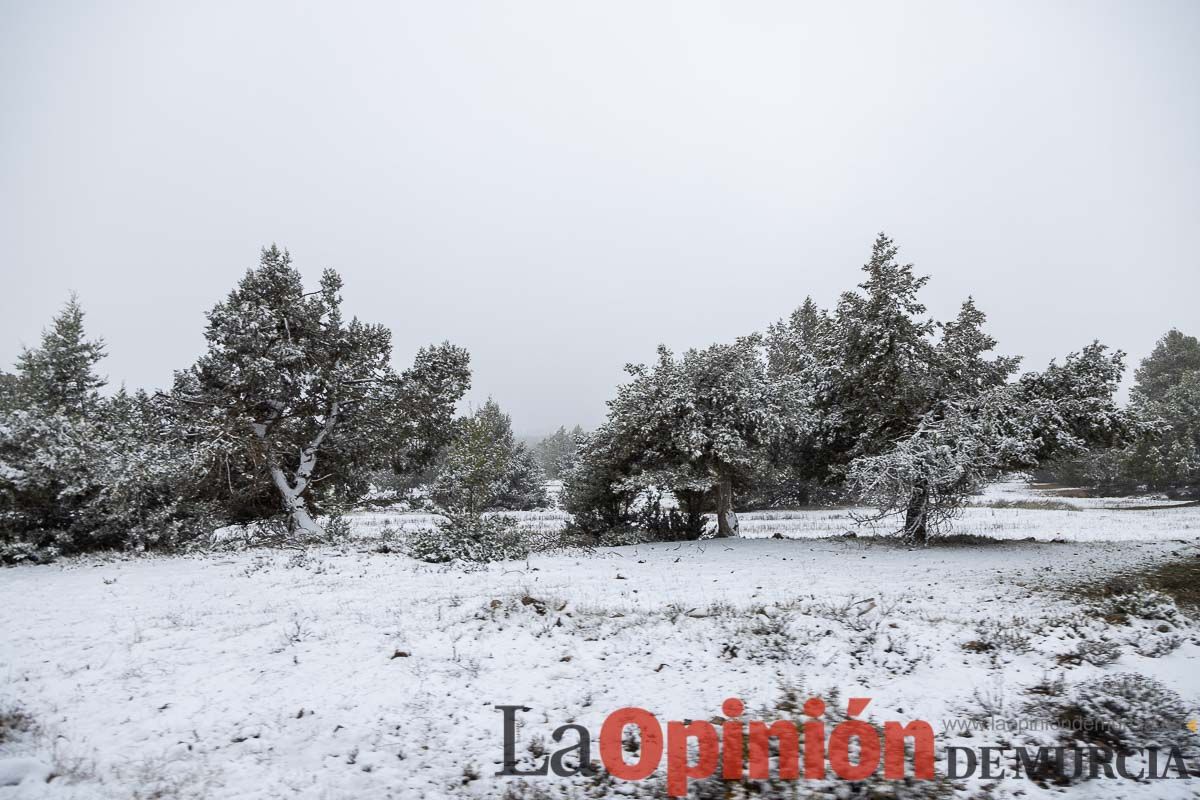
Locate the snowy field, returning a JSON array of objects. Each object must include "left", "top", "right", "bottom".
[
  {"left": 735, "top": 480, "right": 1200, "bottom": 542},
  {"left": 2, "top": 481, "right": 1199, "bottom": 799},
  {"left": 334, "top": 479, "right": 1200, "bottom": 546}
]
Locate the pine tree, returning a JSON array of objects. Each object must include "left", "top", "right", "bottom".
[
  {"left": 0, "top": 404, "right": 99, "bottom": 551},
  {"left": 933, "top": 298, "right": 1022, "bottom": 399},
  {"left": 0, "top": 298, "right": 197, "bottom": 559},
  {"left": 595, "top": 337, "right": 809, "bottom": 537},
  {"left": 175, "top": 245, "right": 470, "bottom": 533},
  {"left": 534, "top": 426, "right": 583, "bottom": 480},
  {"left": 560, "top": 423, "right": 641, "bottom": 539},
  {"left": 815, "top": 233, "right": 939, "bottom": 465},
  {"left": 765, "top": 296, "right": 826, "bottom": 379},
  {"left": 15, "top": 294, "right": 106, "bottom": 416},
  {"left": 1, "top": 296, "right": 110, "bottom": 556},
  {"left": 431, "top": 400, "right": 513, "bottom": 514},
  {"left": 1101, "top": 329, "right": 1199, "bottom": 493},
  {"left": 431, "top": 398, "right": 547, "bottom": 513},
  {"left": 85, "top": 388, "right": 213, "bottom": 550},
  {"left": 769, "top": 234, "right": 1019, "bottom": 538},
  {"left": 851, "top": 342, "right": 1141, "bottom": 538},
  {"left": 496, "top": 445, "right": 549, "bottom": 510},
  {"left": 1133, "top": 329, "right": 1200, "bottom": 405}
]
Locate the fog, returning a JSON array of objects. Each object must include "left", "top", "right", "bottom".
[{"left": 2, "top": 1, "right": 1197, "bottom": 434}]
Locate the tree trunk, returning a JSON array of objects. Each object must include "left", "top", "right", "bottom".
[
  {"left": 715, "top": 474, "right": 739, "bottom": 538},
  {"left": 269, "top": 463, "right": 321, "bottom": 534},
  {"left": 254, "top": 402, "right": 338, "bottom": 536},
  {"left": 904, "top": 480, "right": 929, "bottom": 542}
]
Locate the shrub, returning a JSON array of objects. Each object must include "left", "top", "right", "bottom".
[
  {"left": 0, "top": 539, "right": 58, "bottom": 565},
  {"left": 320, "top": 510, "right": 353, "bottom": 544},
  {"left": 1054, "top": 673, "right": 1198, "bottom": 756},
  {"left": 1015, "top": 672, "right": 1198, "bottom": 784},
  {"left": 1086, "top": 589, "right": 1185, "bottom": 658},
  {"left": 406, "top": 512, "right": 529, "bottom": 564},
  {"left": 970, "top": 619, "right": 1034, "bottom": 654},
  {"left": 1099, "top": 589, "right": 1181, "bottom": 624},
  {"left": 0, "top": 705, "right": 35, "bottom": 743},
  {"left": 1131, "top": 629, "right": 1182, "bottom": 658},
  {"left": 1058, "top": 637, "right": 1121, "bottom": 667}
]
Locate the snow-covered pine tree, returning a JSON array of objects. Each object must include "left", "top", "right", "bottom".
[
  {"left": 890, "top": 296, "right": 1022, "bottom": 536},
  {"left": 850, "top": 342, "right": 1142, "bottom": 538},
  {"left": 175, "top": 246, "right": 469, "bottom": 534},
  {"left": 0, "top": 297, "right": 194, "bottom": 558},
  {"left": 765, "top": 296, "right": 826, "bottom": 379},
  {"left": 559, "top": 422, "right": 641, "bottom": 539},
  {"left": 760, "top": 297, "right": 834, "bottom": 506},
  {"left": 933, "top": 297, "right": 1023, "bottom": 399},
  {"left": 497, "top": 445, "right": 549, "bottom": 510},
  {"left": 431, "top": 401, "right": 511, "bottom": 514},
  {"left": 1034, "top": 329, "right": 1200, "bottom": 493},
  {"left": 597, "top": 336, "right": 809, "bottom": 537},
  {"left": 1123, "top": 330, "right": 1200, "bottom": 493},
  {"left": 848, "top": 388, "right": 1036, "bottom": 537},
  {"left": 1133, "top": 329, "right": 1200, "bottom": 405},
  {"left": 814, "top": 234, "right": 939, "bottom": 467},
  {"left": 13, "top": 294, "right": 106, "bottom": 416},
  {"left": 1128, "top": 373, "right": 1200, "bottom": 493},
  {"left": 771, "top": 234, "right": 1019, "bottom": 538},
  {"left": 431, "top": 398, "right": 547, "bottom": 513},
  {"left": 380, "top": 343, "right": 479, "bottom": 482},
  {"left": 0, "top": 296, "right": 110, "bottom": 557},
  {"left": 85, "top": 387, "right": 213, "bottom": 550},
  {"left": 0, "top": 403, "right": 99, "bottom": 555},
  {"left": 0, "top": 371, "right": 22, "bottom": 413}
]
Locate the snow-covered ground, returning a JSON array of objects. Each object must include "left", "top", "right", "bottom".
[
  {"left": 333, "top": 479, "right": 1200, "bottom": 546},
  {"left": 2, "top": 481, "right": 1198, "bottom": 799},
  {"left": 736, "top": 485, "right": 1200, "bottom": 542}
]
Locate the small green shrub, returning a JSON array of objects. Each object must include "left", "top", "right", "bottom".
[{"left": 406, "top": 512, "right": 529, "bottom": 564}]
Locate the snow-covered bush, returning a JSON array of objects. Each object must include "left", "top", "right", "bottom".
[
  {"left": 1013, "top": 673, "right": 1199, "bottom": 784},
  {"left": 0, "top": 705, "right": 35, "bottom": 744},
  {"left": 1131, "top": 628, "right": 1183, "bottom": 658},
  {"left": 1054, "top": 673, "right": 1198, "bottom": 756},
  {"left": 559, "top": 425, "right": 640, "bottom": 541},
  {"left": 1103, "top": 589, "right": 1187, "bottom": 657},
  {"left": 1098, "top": 588, "right": 1181, "bottom": 624},
  {"left": 965, "top": 619, "right": 1033, "bottom": 656},
  {"left": 406, "top": 512, "right": 529, "bottom": 564},
  {"left": 1059, "top": 636, "right": 1122, "bottom": 667},
  {"left": 0, "top": 540, "right": 51, "bottom": 565}
]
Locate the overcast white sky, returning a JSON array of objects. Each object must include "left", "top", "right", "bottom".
[{"left": 2, "top": 1, "right": 1197, "bottom": 434}]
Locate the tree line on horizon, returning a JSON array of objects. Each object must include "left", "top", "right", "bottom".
[{"left": 1, "top": 236, "right": 1196, "bottom": 564}]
